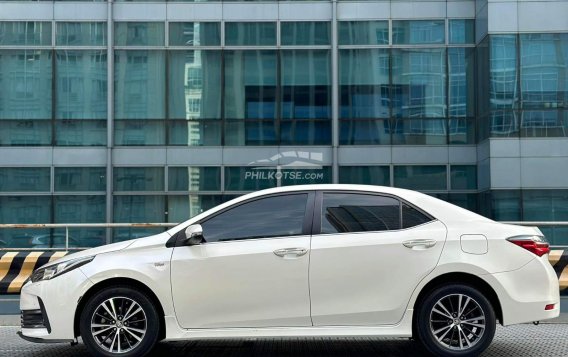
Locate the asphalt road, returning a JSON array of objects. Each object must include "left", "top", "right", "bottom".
[{"left": 1, "top": 324, "right": 567, "bottom": 357}]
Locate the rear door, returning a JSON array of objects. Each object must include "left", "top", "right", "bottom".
[{"left": 309, "top": 191, "right": 447, "bottom": 326}]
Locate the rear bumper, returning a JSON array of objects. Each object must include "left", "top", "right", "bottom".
[{"left": 487, "top": 256, "right": 560, "bottom": 326}]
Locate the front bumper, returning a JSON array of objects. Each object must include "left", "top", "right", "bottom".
[{"left": 19, "top": 267, "right": 93, "bottom": 342}]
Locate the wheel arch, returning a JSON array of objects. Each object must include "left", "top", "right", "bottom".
[
  {"left": 411, "top": 272, "right": 503, "bottom": 337},
  {"left": 73, "top": 277, "right": 166, "bottom": 340}
]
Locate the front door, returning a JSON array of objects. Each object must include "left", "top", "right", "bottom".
[
  {"left": 309, "top": 191, "right": 447, "bottom": 326},
  {"left": 171, "top": 192, "right": 314, "bottom": 328}
]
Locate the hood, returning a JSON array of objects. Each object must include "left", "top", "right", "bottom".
[{"left": 40, "top": 239, "right": 137, "bottom": 268}]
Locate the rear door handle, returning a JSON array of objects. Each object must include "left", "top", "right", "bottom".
[
  {"left": 402, "top": 239, "right": 437, "bottom": 249},
  {"left": 273, "top": 248, "right": 308, "bottom": 258}
]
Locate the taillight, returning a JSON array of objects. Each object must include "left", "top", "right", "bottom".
[{"left": 507, "top": 236, "right": 550, "bottom": 257}]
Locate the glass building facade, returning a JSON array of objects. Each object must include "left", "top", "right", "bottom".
[{"left": 0, "top": 0, "right": 567, "bottom": 254}]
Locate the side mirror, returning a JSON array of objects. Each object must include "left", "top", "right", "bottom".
[{"left": 184, "top": 224, "right": 204, "bottom": 246}]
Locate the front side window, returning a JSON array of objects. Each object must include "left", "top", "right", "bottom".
[
  {"left": 201, "top": 194, "right": 308, "bottom": 242},
  {"left": 321, "top": 193, "right": 401, "bottom": 234}
]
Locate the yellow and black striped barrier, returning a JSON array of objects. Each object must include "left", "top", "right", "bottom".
[
  {"left": 0, "top": 251, "right": 68, "bottom": 294},
  {"left": 0, "top": 249, "right": 567, "bottom": 295}
]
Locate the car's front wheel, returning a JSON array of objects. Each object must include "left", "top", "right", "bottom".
[
  {"left": 415, "top": 284, "right": 496, "bottom": 357},
  {"left": 80, "top": 286, "right": 160, "bottom": 357}
]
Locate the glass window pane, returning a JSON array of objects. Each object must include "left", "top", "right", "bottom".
[
  {"left": 449, "top": 118, "right": 475, "bottom": 144},
  {"left": 168, "top": 195, "right": 223, "bottom": 223},
  {"left": 280, "top": 167, "right": 332, "bottom": 186},
  {"left": 450, "top": 165, "right": 477, "bottom": 190},
  {"left": 392, "top": 48, "right": 446, "bottom": 118},
  {"left": 490, "top": 190, "right": 522, "bottom": 221},
  {"left": 340, "top": 49, "right": 389, "bottom": 119},
  {"left": 168, "top": 120, "right": 222, "bottom": 146},
  {"left": 0, "top": 50, "right": 52, "bottom": 120},
  {"left": 281, "top": 50, "right": 331, "bottom": 119},
  {"left": 56, "top": 22, "right": 106, "bottom": 46},
  {"left": 338, "top": 21, "right": 388, "bottom": 45},
  {"left": 449, "top": 47, "right": 475, "bottom": 117},
  {"left": 321, "top": 193, "right": 401, "bottom": 234},
  {"left": 392, "top": 20, "right": 445, "bottom": 45},
  {"left": 114, "top": 50, "right": 166, "bottom": 119},
  {"left": 0, "top": 167, "right": 50, "bottom": 192},
  {"left": 56, "top": 50, "right": 107, "bottom": 120},
  {"left": 0, "top": 121, "right": 52, "bottom": 146},
  {"left": 449, "top": 19, "right": 474, "bottom": 44},
  {"left": 489, "top": 110, "right": 519, "bottom": 137},
  {"left": 402, "top": 203, "right": 432, "bottom": 228},
  {"left": 435, "top": 192, "right": 478, "bottom": 213},
  {"left": 54, "top": 195, "right": 106, "bottom": 247},
  {"left": 201, "top": 193, "right": 307, "bottom": 242},
  {"left": 55, "top": 167, "right": 106, "bottom": 192},
  {"left": 114, "top": 22, "right": 164, "bottom": 46},
  {"left": 520, "top": 110, "right": 568, "bottom": 137},
  {"left": 392, "top": 119, "right": 447, "bottom": 145},
  {"left": 114, "top": 119, "right": 165, "bottom": 146},
  {"left": 55, "top": 120, "right": 107, "bottom": 146},
  {"left": 113, "top": 167, "right": 164, "bottom": 191},
  {"left": 339, "top": 119, "right": 391, "bottom": 145},
  {"left": 281, "top": 22, "right": 330, "bottom": 46},
  {"left": 113, "top": 195, "right": 165, "bottom": 242},
  {"left": 168, "top": 22, "right": 220, "bottom": 46},
  {"left": 394, "top": 165, "right": 447, "bottom": 190},
  {"left": 225, "top": 22, "right": 276, "bottom": 46},
  {"left": 490, "top": 35, "right": 518, "bottom": 110},
  {"left": 168, "top": 50, "right": 221, "bottom": 120},
  {"left": 520, "top": 33, "right": 568, "bottom": 110},
  {"left": 224, "top": 167, "right": 277, "bottom": 191},
  {"left": 0, "top": 196, "right": 51, "bottom": 248},
  {"left": 0, "top": 22, "right": 51, "bottom": 46},
  {"left": 168, "top": 167, "right": 220, "bottom": 191},
  {"left": 339, "top": 166, "right": 390, "bottom": 186},
  {"left": 224, "top": 50, "right": 276, "bottom": 119}
]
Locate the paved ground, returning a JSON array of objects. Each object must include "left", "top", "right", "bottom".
[{"left": 1, "top": 324, "right": 568, "bottom": 357}]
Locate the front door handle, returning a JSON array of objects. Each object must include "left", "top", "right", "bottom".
[
  {"left": 273, "top": 248, "right": 308, "bottom": 258},
  {"left": 402, "top": 239, "right": 437, "bottom": 249}
]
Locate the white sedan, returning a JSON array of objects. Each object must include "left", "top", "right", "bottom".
[{"left": 19, "top": 184, "right": 559, "bottom": 357}]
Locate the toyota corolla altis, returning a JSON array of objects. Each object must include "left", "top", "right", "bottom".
[{"left": 19, "top": 185, "right": 559, "bottom": 356}]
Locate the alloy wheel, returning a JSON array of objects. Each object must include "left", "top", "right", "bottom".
[{"left": 90, "top": 296, "right": 147, "bottom": 354}]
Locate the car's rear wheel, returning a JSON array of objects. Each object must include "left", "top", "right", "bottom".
[
  {"left": 80, "top": 286, "right": 160, "bottom": 357},
  {"left": 416, "top": 284, "right": 496, "bottom": 357}
]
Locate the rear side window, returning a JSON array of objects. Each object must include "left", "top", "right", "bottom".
[
  {"left": 201, "top": 193, "right": 308, "bottom": 242},
  {"left": 402, "top": 203, "right": 433, "bottom": 228},
  {"left": 321, "top": 193, "right": 401, "bottom": 233}
]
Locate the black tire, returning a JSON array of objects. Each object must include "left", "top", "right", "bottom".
[
  {"left": 415, "top": 284, "right": 496, "bottom": 357},
  {"left": 80, "top": 286, "right": 160, "bottom": 357}
]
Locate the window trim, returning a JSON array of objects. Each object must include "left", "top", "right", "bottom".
[{"left": 312, "top": 189, "right": 435, "bottom": 236}]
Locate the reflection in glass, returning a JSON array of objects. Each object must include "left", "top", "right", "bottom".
[
  {"left": 0, "top": 50, "right": 52, "bottom": 119},
  {"left": 449, "top": 47, "right": 474, "bottom": 117},
  {"left": 338, "top": 21, "right": 388, "bottom": 45},
  {"left": 168, "top": 120, "right": 222, "bottom": 146},
  {"left": 54, "top": 196, "right": 106, "bottom": 247},
  {"left": 168, "top": 167, "right": 221, "bottom": 191},
  {"left": 169, "top": 22, "right": 220, "bottom": 46},
  {"left": 450, "top": 165, "right": 477, "bottom": 190},
  {"left": 56, "top": 50, "right": 107, "bottom": 119},
  {"left": 392, "top": 119, "right": 447, "bottom": 145},
  {"left": 115, "top": 120, "right": 165, "bottom": 145},
  {"left": 392, "top": 48, "right": 446, "bottom": 118},
  {"left": 449, "top": 118, "right": 475, "bottom": 144},
  {"left": 0, "top": 121, "right": 52, "bottom": 146},
  {"left": 168, "top": 195, "right": 223, "bottom": 223},
  {"left": 434, "top": 193, "right": 478, "bottom": 212},
  {"left": 339, "top": 119, "right": 391, "bottom": 145},
  {"left": 520, "top": 33, "right": 568, "bottom": 110},
  {"left": 394, "top": 165, "right": 447, "bottom": 190},
  {"left": 339, "top": 166, "right": 390, "bottom": 186},
  {"left": 449, "top": 19, "right": 474, "bottom": 44},
  {"left": 55, "top": 167, "right": 106, "bottom": 192},
  {"left": 281, "top": 22, "right": 330, "bottom": 46},
  {"left": 55, "top": 120, "right": 106, "bottom": 146},
  {"left": 0, "top": 196, "right": 51, "bottom": 248},
  {"left": 392, "top": 20, "right": 445, "bottom": 45},
  {"left": 281, "top": 167, "right": 332, "bottom": 186},
  {"left": 523, "top": 190, "right": 568, "bottom": 245},
  {"left": 56, "top": 22, "right": 106, "bottom": 46},
  {"left": 0, "top": 22, "right": 51, "bottom": 46},
  {"left": 488, "top": 190, "right": 521, "bottom": 221},
  {"left": 225, "top": 22, "right": 276, "bottom": 46},
  {"left": 340, "top": 49, "right": 389, "bottom": 119},
  {"left": 0, "top": 167, "right": 50, "bottom": 192},
  {"left": 490, "top": 35, "right": 518, "bottom": 110},
  {"left": 114, "top": 50, "right": 166, "bottom": 119},
  {"left": 520, "top": 110, "right": 568, "bottom": 137},
  {"left": 114, "top": 167, "right": 164, "bottom": 191},
  {"left": 224, "top": 167, "right": 277, "bottom": 191},
  {"left": 114, "top": 22, "right": 165, "bottom": 46},
  {"left": 490, "top": 110, "right": 518, "bottom": 137},
  {"left": 113, "top": 195, "right": 165, "bottom": 242}
]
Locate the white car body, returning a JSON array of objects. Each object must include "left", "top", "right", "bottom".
[{"left": 19, "top": 184, "right": 559, "bottom": 355}]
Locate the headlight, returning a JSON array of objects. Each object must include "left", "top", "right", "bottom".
[{"left": 30, "top": 256, "right": 94, "bottom": 283}]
